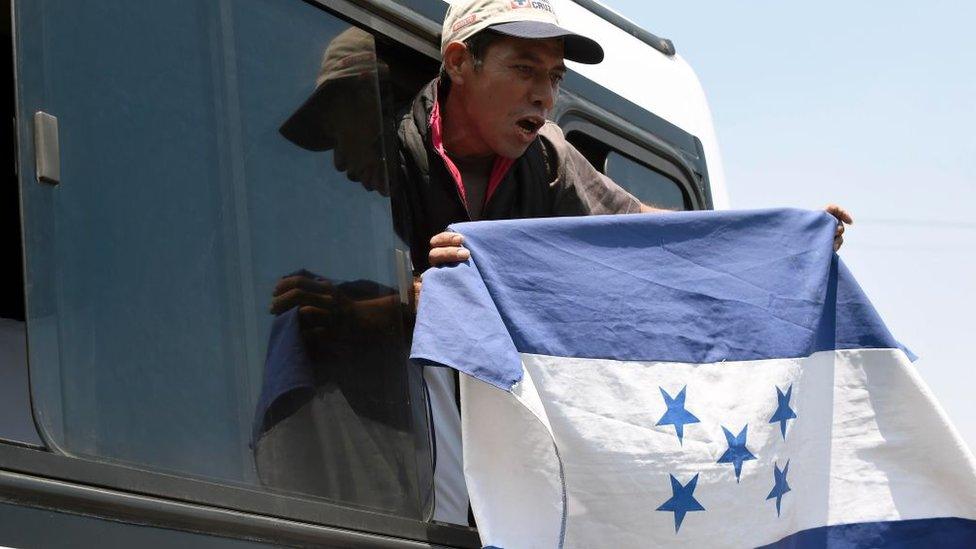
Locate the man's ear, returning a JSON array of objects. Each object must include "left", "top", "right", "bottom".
[{"left": 442, "top": 41, "right": 469, "bottom": 86}]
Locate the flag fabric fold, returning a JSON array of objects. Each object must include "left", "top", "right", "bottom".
[{"left": 411, "top": 208, "right": 976, "bottom": 548}]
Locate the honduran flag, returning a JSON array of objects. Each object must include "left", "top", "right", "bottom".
[{"left": 411, "top": 209, "right": 976, "bottom": 548}]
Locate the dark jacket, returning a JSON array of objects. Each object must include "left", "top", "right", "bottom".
[{"left": 394, "top": 79, "right": 640, "bottom": 273}]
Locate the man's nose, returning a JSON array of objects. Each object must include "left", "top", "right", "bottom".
[{"left": 530, "top": 76, "right": 557, "bottom": 111}]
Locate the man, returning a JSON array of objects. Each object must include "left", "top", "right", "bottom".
[
  {"left": 398, "top": 0, "right": 851, "bottom": 525},
  {"left": 403, "top": 1, "right": 646, "bottom": 276}
]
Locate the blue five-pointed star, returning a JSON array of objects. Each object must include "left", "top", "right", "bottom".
[
  {"left": 768, "top": 384, "right": 798, "bottom": 439},
  {"left": 717, "top": 425, "right": 757, "bottom": 482},
  {"left": 656, "top": 386, "right": 700, "bottom": 444},
  {"left": 657, "top": 473, "right": 705, "bottom": 532},
  {"left": 766, "top": 460, "right": 792, "bottom": 517}
]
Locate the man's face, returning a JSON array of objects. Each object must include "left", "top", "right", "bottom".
[{"left": 456, "top": 36, "right": 566, "bottom": 159}]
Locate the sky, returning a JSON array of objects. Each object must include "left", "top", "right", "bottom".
[{"left": 605, "top": 1, "right": 976, "bottom": 450}]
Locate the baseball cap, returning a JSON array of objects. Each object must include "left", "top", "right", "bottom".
[
  {"left": 280, "top": 28, "right": 384, "bottom": 151},
  {"left": 442, "top": 0, "right": 604, "bottom": 64}
]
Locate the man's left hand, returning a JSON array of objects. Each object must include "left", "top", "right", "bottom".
[{"left": 824, "top": 204, "right": 853, "bottom": 251}]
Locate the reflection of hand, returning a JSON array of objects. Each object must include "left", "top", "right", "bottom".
[
  {"left": 824, "top": 204, "right": 854, "bottom": 252},
  {"left": 270, "top": 270, "right": 402, "bottom": 352},
  {"left": 270, "top": 271, "right": 354, "bottom": 344}
]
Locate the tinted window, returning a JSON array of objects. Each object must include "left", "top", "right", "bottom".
[
  {"left": 16, "top": 0, "right": 430, "bottom": 518},
  {"left": 0, "top": 0, "right": 41, "bottom": 448},
  {"left": 0, "top": 318, "right": 39, "bottom": 446},
  {"left": 604, "top": 151, "right": 686, "bottom": 210},
  {"left": 566, "top": 128, "right": 694, "bottom": 211}
]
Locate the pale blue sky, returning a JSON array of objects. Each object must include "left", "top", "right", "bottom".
[{"left": 607, "top": 1, "right": 976, "bottom": 449}]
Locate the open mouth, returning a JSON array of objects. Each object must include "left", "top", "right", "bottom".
[{"left": 516, "top": 116, "right": 544, "bottom": 135}]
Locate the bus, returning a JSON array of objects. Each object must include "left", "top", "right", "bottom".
[{"left": 0, "top": 0, "right": 725, "bottom": 546}]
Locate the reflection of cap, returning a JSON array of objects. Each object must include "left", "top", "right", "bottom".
[
  {"left": 442, "top": 0, "right": 604, "bottom": 64},
  {"left": 280, "top": 28, "right": 379, "bottom": 151}
]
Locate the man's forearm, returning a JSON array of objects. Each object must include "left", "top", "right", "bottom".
[{"left": 639, "top": 202, "right": 671, "bottom": 214}]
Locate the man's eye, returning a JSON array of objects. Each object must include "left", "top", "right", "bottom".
[
  {"left": 550, "top": 73, "right": 565, "bottom": 85},
  {"left": 513, "top": 65, "right": 534, "bottom": 77}
]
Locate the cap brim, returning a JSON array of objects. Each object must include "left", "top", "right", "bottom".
[
  {"left": 487, "top": 21, "right": 604, "bottom": 64},
  {"left": 279, "top": 81, "right": 345, "bottom": 152}
]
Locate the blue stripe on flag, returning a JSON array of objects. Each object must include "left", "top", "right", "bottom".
[
  {"left": 759, "top": 517, "right": 976, "bottom": 548},
  {"left": 412, "top": 209, "right": 911, "bottom": 390}
]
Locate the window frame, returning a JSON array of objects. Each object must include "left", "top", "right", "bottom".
[
  {"left": 553, "top": 85, "right": 713, "bottom": 211},
  {"left": 602, "top": 149, "right": 690, "bottom": 211},
  {"left": 563, "top": 117, "right": 700, "bottom": 210},
  {"left": 0, "top": 442, "right": 471, "bottom": 547}
]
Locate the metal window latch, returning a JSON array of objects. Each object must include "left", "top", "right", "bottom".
[
  {"left": 394, "top": 248, "right": 414, "bottom": 306},
  {"left": 33, "top": 111, "right": 60, "bottom": 185}
]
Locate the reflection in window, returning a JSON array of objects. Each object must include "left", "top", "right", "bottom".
[
  {"left": 604, "top": 151, "right": 686, "bottom": 211},
  {"left": 17, "top": 0, "right": 431, "bottom": 518},
  {"left": 1, "top": 92, "right": 41, "bottom": 445}
]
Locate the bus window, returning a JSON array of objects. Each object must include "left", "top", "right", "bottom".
[
  {"left": 0, "top": 144, "right": 41, "bottom": 447},
  {"left": 15, "top": 0, "right": 432, "bottom": 519},
  {"left": 604, "top": 151, "right": 686, "bottom": 211},
  {"left": 563, "top": 114, "right": 706, "bottom": 211},
  {"left": 0, "top": 169, "right": 39, "bottom": 447},
  {"left": 0, "top": 0, "right": 42, "bottom": 448}
]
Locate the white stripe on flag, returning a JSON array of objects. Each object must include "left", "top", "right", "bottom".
[{"left": 461, "top": 349, "right": 976, "bottom": 548}]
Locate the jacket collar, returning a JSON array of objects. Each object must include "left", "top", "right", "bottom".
[{"left": 408, "top": 78, "right": 515, "bottom": 210}]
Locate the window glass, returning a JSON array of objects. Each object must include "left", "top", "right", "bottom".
[
  {"left": 16, "top": 0, "right": 431, "bottom": 518},
  {"left": 0, "top": 319, "right": 39, "bottom": 446},
  {"left": 1, "top": 0, "right": 41, "bottom": 447},
  {"left": 604, "top": 151, "right": 687, "bottom": 211}
]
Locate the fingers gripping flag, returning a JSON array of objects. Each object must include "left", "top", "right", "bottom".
[{"left": 411, "top": 209, "right": 976, "bottom": 548}]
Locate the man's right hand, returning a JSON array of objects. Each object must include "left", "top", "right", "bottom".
[
  {"left": 428, "top": 231, "right": 470, "bottom": 266},
  {"left": 413, "top": 232, "right": 470, "bottom": 311}
]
